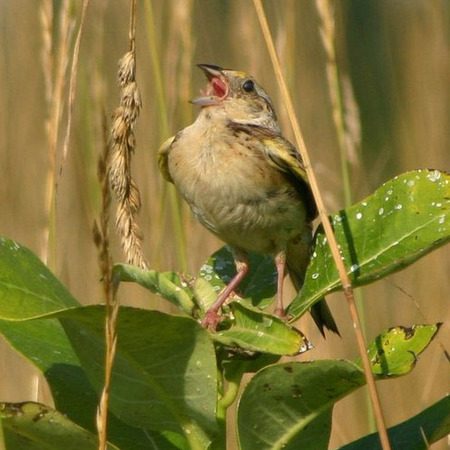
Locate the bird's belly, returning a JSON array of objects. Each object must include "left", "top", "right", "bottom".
[
  {"left": 190, "top": 180, "right": 307, "bottom": 254},
  {"left": 168, "top": 132, "right": 308, "bottom": 254}
]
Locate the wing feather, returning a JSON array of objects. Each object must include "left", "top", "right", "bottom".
[
  {"left": 157, "top": 135, "right": 176, "bottom": 183},
  {"left": 228, "top": 122, "right": 318, "bottom": 219}
]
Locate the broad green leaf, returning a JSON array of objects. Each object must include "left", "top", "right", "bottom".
[
  {"left": 0, "top": 239, "right": 190, "bottom": 449},
  {"left": 113, "top": 264, "right": 195, "bottom": 314},
  {"left": 214, "top": 302, "right": 310, "bottom": 356},
  {"left": 1, "top": 402, "right": 119, "bottom": 450},
  {"left": 0, "top": 319, "right": 186, "bottom": 450},
  {"left": 237, "top": 324, "right": 441, "bottom": 449},
  {"left": 237, "top": 360, "right": 365, "bottom": 450},
  {"left": 359, "top": 323, "right": 441, "bottom": 377},
  {"left": 47, "top": 306, "right": 217, "bottom": 447},
  {"left": 197, "top": 246, "right": 277, "bottom": 309},
  {"left": 289, "top": 170, "right": 450, "bottom": 319},
  {"left": 339, "top": 396, "right": 450, "bottom": 450},
  {"left": 0, "top": 238, "right": 98, "bottom": 433},
  {"left": 0, "top": 237, "right": 79, "bottom": 319}
]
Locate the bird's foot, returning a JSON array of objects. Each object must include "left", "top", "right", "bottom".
[
  {"left": 201, "top": 310, "right": 223, "bottom": 331},
  {"left": 274, "top": 307, "right": 288, "bottom": 320}
]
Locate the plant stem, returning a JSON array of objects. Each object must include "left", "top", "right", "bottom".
[
  {"left": 143, "top": 0, "right": 188, "bottom": 272},
  {"left": 212, "top": 362, "right": 246, "bottom": 450},
  {"left": 315, "top": 0, "right": 374, "bottom": 432},
  {"left": 252, "top": 1, "right": 391, "bottom": 449}
]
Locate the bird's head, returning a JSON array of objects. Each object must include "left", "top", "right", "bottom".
[{"left": 191, "top": 64, "right": 280, "bottom": 131}]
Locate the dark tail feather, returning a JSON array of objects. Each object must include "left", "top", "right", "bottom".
[{"left": 310, "top": 299, "right": 340, "bottom": 337}]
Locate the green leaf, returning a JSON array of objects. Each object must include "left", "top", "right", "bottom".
[
  {"left": 214, "top": 302, "right": 311, "bottom": 356},
  {"left": 289, "top": 170, "right": 450, "bottom": 319},
  {"left": 48, "top": 306, "right": 217, "bottom": 447},
  {"left": 237, "top": 360, "right": 365, "bottom": 450},
  {"left": 236, "top": 323, "right": 441, "bottom": 449},
  {"left": 0, "top": 238, "right": 99, "bottom": 433},
  {"left": 359, "top": 323, "right": 441, "bottom": 378},
  {"left": 0, "top": 239, "right": 191, "bottom": 449},
  {"left": 113, "top": 264, "right": 195, "bottom": 314},
  {"left": 0, "top": 237, "right": 79, "bottom": 319},
  {"left": 339, "top": 395, "right": 450, "bottom": 450},
  {"left": 1, "top": 402, "right": 119, "bottom": 450},
  {"left": 197, "top": 246, "right": 277, "bottom": 310}
]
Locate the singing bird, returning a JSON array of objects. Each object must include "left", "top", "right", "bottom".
[{"left": 158, "top": 64, "right": 338, "bottom": 335}]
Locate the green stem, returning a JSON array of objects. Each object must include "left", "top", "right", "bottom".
[
  {"left": 329, "top": 34, "right": 375, "bottom": 438},
  {"left": 317, "top": 0, "right": 374, "bottom": 431},
  {"left": 143, "top": 0, "right": 188, "bottom": 272},
  {"left": 211, "top": 363, "right": 246, "bottom": 450}
]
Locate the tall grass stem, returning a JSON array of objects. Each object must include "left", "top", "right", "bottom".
[
  {"left": 252, "top": 1, "right": 391, "bottom": 448},
  {"left": 144, "top": 0, "right": 188, "bottom": 272},
  {"left": 315, "top": 0, "right": 374, "bottom": 432}
]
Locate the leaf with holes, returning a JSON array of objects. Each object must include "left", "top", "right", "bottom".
[
  {"left": 1, "top": 402, "right": 119, "bottom": 450},
  {"left": 356, "top": 323, "right": 441, "bottom": 378},
  {"left": 237, "top": 322, "right": 442, "bottom": 449}
]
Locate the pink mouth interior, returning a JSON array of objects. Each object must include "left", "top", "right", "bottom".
[{"left": 207, "top": 76, "right": 228, "bottom": 98}]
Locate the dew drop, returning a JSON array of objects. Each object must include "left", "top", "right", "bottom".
[
  {"left": 378, "top": 207, "right": 384, "bottom": 215},
  {"left": 356, "top": 212, "right": 363, "bottom": 220},
  {"left": 427, "top": 170, "right": 441, "bottom": 182},
  {"left": 395, "top": 204, "right": 403, "bottom": 210},
  {"left": 311, "top": 273, "right": 319, "bottom": 280},
  {"left": 350, "top": 264, "right": 359, "bottom": 273}
]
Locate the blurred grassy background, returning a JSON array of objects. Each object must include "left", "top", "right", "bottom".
[{"left": 0, "top": 0, "right": 449, "bottom": 448}]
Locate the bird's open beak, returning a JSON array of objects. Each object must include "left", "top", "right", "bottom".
[{"left": 191, "top": 64, "right": 229, "bottom": 106}]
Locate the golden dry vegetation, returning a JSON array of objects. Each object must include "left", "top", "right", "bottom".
[{"left": 0, "top": 1, "right": 449, "bottom": 448}]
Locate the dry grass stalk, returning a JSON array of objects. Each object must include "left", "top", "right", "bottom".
[
  {"left": 58, "top": 0, "right": 91, "bottom": 185},
  {"left": 36, "top": 0, "right": 74, "bottom": 408},
  {"left": 94, "top": 114, "right": 116, "bottom": 450},
  {"left": 252, "top": 1, "right": 391, "bottom": 449},
  {"left": 109, "top": 1, "right": 148, "bottom": 270},
  {"left": 40, "top": 0, "right": 75, "bottom": 265},
  {"left": 316, "top": 0, "right": 361, "bottom": 203},
  {"left": 98, "top": 1, "right": 146, "bottom": 446}
]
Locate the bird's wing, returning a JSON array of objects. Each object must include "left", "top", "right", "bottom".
[
  {"left": 157, "top": 135, "right": 176, "bottom": 183},
  {"left": 228, "top": 122, "right": 318, "bottom": 220},
  {"left": 263, "top": 135, "right": 318, "bottom": 220}
]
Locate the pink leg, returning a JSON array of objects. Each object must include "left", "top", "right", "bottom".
[
  {"left": 201, "top": 255, "right": 249, "bottom": 330},
  {"left": 274, "top": 251, "right": 287, "bottom": 318}
]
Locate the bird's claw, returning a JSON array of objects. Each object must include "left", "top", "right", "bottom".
[
  {"left": 201, "top": 310, "right": 223, "bottom": 331},
  {"left": 274, "top": 307, "right": 288, "bottom": 320}
]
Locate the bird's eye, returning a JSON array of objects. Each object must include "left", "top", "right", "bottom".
[{"left": 242, "top": 79, "right": 255, "bottom": 92}]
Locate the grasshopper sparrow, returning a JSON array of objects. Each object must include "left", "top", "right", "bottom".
[{"left": 159, "top": 64, "right": 338, "bottom": 335}]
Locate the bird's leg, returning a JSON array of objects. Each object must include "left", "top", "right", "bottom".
[
  {"left": 274, "top": 250, "right": 287, "bottom": 318},
  {"left": 201, "top": 254, "right": 249, "bottom": 330}
]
